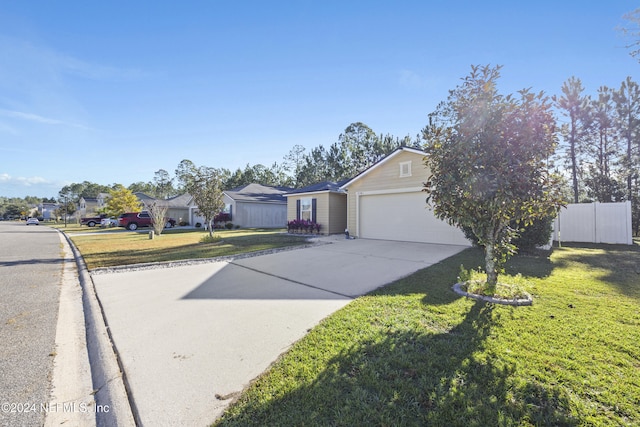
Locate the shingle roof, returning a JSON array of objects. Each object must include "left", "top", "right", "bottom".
[
  {"left": 224, "top": 183, "right": 293, "bottom": 203},
  {"left": 134, "top": 192, "right": 192, "bottom": 207},
  {"left": 284, "top": 180, "right": 349, "bottom": 196}
]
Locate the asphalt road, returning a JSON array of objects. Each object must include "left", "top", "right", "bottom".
[{"left": 0, "top": 221, "right": 62, "bottom": 427}]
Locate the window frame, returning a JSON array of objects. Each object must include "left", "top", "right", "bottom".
[
  {"left": 399, "top": 161, "right": 412, "bottom": 177},
  {"left": 300, "top": 197, "right": 312, "bottom": 220}
]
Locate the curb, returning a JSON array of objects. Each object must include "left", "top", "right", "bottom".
[
  {"left": 45, "top": 232, "right": 96, "bottom": 427},
  {"left": 56, "top": 230, "right": 137, "bottom": 426}
]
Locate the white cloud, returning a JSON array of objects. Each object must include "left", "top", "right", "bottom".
[
  {"left": 0, "top": 35, "right": 146, "bottom": 83},
  {"left": 0, "top": 109, "right": 91, "bottom": 130},
  {"left": 0, "top": 173, "right": 48, "bottom": 186}
]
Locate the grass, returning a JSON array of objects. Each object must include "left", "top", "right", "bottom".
[
  {"left": 215, "top": 242, "right": 640, "bottom": 427},
  {"left": 66, "top": 228, "right": 309, "bottom": 270}
]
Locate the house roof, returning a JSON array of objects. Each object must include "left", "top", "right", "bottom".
[
  {"left": 224, "top": 183, "right": 293, "bottom": 204},
  {"left": 339, "top": 146, "right": 426, "bottom": 189},
  {"left": 134, "top": 192, "right": 192, "bottom": 208},
  {"left": 284, "top": 180, "right": 349, "bottom": 196}
]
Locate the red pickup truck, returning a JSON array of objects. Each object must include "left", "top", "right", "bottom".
[{"left": 117, "top": 211, "right": 176, "bottom": 231}]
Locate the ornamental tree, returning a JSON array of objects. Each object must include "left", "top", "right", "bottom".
[
  {"left": 182, "top": 165, "right": 226, "bottom": 238},
  {"left": 422, "top": 65, "right": 565, "bottom": 287},
  {"left": 145, "top": 200, "right": 169, "bottom": 236},
  {"left": 105, "top": 185, "right": 142, "bottom": 217}
]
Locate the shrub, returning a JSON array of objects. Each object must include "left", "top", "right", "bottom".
[
  {"left": 512, "top": 216, "right": 553, "bottom": 251},
  {"left": 200, "top": 234, "right": 222, "bottom": 244},
  {"left": 287, "top": 219, "right": 321, "bottom": 234},
  {"left": 225, "top": 222, "right": 234, "bottom": 229},
  {"left": 214, "top": 212, "right": 232, "bottom": 223},
  {"left": 195, "top": 222, "right": 202, "bottom": 228},
  {"left": 462, "top": 216, "right": 554, "bottom": 252}
]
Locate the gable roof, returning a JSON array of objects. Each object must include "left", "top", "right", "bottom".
[
  {"left": 224, "top": 183, "right": 293, "bottom": 204},
  {"left": 339, "top": 146, "right": 426, "bottom": 189},
  {"left": 135, "top": 192, "right": 192, "bottom": 208},
  {"left": 284, "top": 179, "right": 349, "bottom": 197}
]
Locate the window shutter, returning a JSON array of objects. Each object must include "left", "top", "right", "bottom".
[
  {"left": 296, "top": 199, "right": 301, "bottom": 220},
  {"left": 312, "top": 198, "right": 317, "bottom": 223}
]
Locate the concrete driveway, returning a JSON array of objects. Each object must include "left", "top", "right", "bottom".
[{"left": 90, "top": 237, "right": 467, "bottom": 426}]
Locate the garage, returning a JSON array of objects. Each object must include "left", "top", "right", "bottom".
[{"left": 358, "top": 190, "right": 470, "bottom": 246}]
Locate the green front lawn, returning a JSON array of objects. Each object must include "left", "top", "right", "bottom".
[
  {"left": 68, "top": 228, "right": 309, "bottom": 270},
  {"left": 215, "top": 242, "right": 640, "bottom": 426}
]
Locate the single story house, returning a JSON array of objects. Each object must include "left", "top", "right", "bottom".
[
  {"left": 135, "top": 192, "right": 191, "bottom": 225},
  {"left": 340, "top": 147, "right": 470, "bottom": 246},
  {"left": 190, "top": 183, "right": 292, "bottom": 228},
  {"left": 284, "top": 181, "right": 348, "bottom": 235}
]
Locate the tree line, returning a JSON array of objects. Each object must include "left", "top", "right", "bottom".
[
  {"left": 2, "top": 76, "right": 638, "bottom": 232},
  {"left": 555, "top": 76, "right": 639, "bottom": 204}
]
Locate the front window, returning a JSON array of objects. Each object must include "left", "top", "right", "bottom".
[{"left": 300, "top": 198, "right": 312, "bottom": 220}]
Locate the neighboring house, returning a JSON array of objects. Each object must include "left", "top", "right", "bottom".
[
  {"left": 38, "top": 202, "right": 59, "bottom": 220},
  {"left": 221, "top": 183, "right": 292, "bottom": 228},
  {"left": 135, "top": 192, "right": 191, "bottom": 224},
  {"left": 189, "top": 183, "right": 291, "bottom": 228},
  {"left": 78, "top": 193, "right": 109, "bottom": 217},
  {"left": 340, "top": 147, "right": 470, "bottom": 246},
  {"left": 284, "top": 181, "right": 348, "bottom": 235}
]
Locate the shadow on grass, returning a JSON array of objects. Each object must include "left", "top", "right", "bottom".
[
  {"left": 552, "top": 242, "right": 640, "bottom": 300},
  {"left": 373, "top": 247, "right": 554, "bottom": 306},
  {"left": 217, "top": 300, "right": 576, "bottom": 426},
  {"left": 216, "top": 248, "right": 576, "bottom": 426},
  {"left": 76, "top": 232, "right": 309, "bottom": 269}
]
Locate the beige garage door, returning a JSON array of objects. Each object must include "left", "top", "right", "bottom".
[{"left": 359, "top": 191, "right": 470, "bottom": 245}]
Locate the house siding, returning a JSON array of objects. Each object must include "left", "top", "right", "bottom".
[
  {"left": 327, "top": 193, "right": 347, "bottom": 234},
  {"left": 345, "top": 150, "right": 430, "bottom": 236},
  {"left": 235, "top": 201, "right": 287, "bottom": 228},
  {"left": 167, "top": 208, "right": 189, "bottom": 224},
  {"left": 287, "top": 192, "right": 347, "bottom": 234}
]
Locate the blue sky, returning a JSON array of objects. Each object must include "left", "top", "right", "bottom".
[{"left": 0, "top": 1, "right": 637, "bottom": 198}]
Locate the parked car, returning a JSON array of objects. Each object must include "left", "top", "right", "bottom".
[
  {"left": 26, "top": 218, "right": 40, "bottom": 225},
  {"left": 81, "top": 214, "right": 108, "bottom": 227},
  {"left": 100, "top": 217, "right": 118, "bottom": 227},
  {"left": 117, "top": 211, "right": 176, "bottom": 231}
]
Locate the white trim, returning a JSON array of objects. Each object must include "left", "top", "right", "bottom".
[
  {"left": 355, "top": 192, "right": 361, "bottom": 236},
  {"left": 283, "top": 190, "right": 345, "bottom": 198},
  {"left": 300, "top": 197, "right": 313, "bottom": 221},
  {"left": 356, "top": 187, "right": 424, "bottom": 197},
  {"left": 340, "top": 147, "right": 426, "bottom": 189},
  {"left": 355, "top": 187, "right": 425, "bottom": 236}
]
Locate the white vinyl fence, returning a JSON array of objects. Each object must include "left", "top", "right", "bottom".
[{"left": 553, "top": 201, "right": 633, "bottom": 245}]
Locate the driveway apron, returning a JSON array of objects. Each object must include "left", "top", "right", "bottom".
[{"left": 90, "top": 238, "right": 466, "bottom": 426}]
